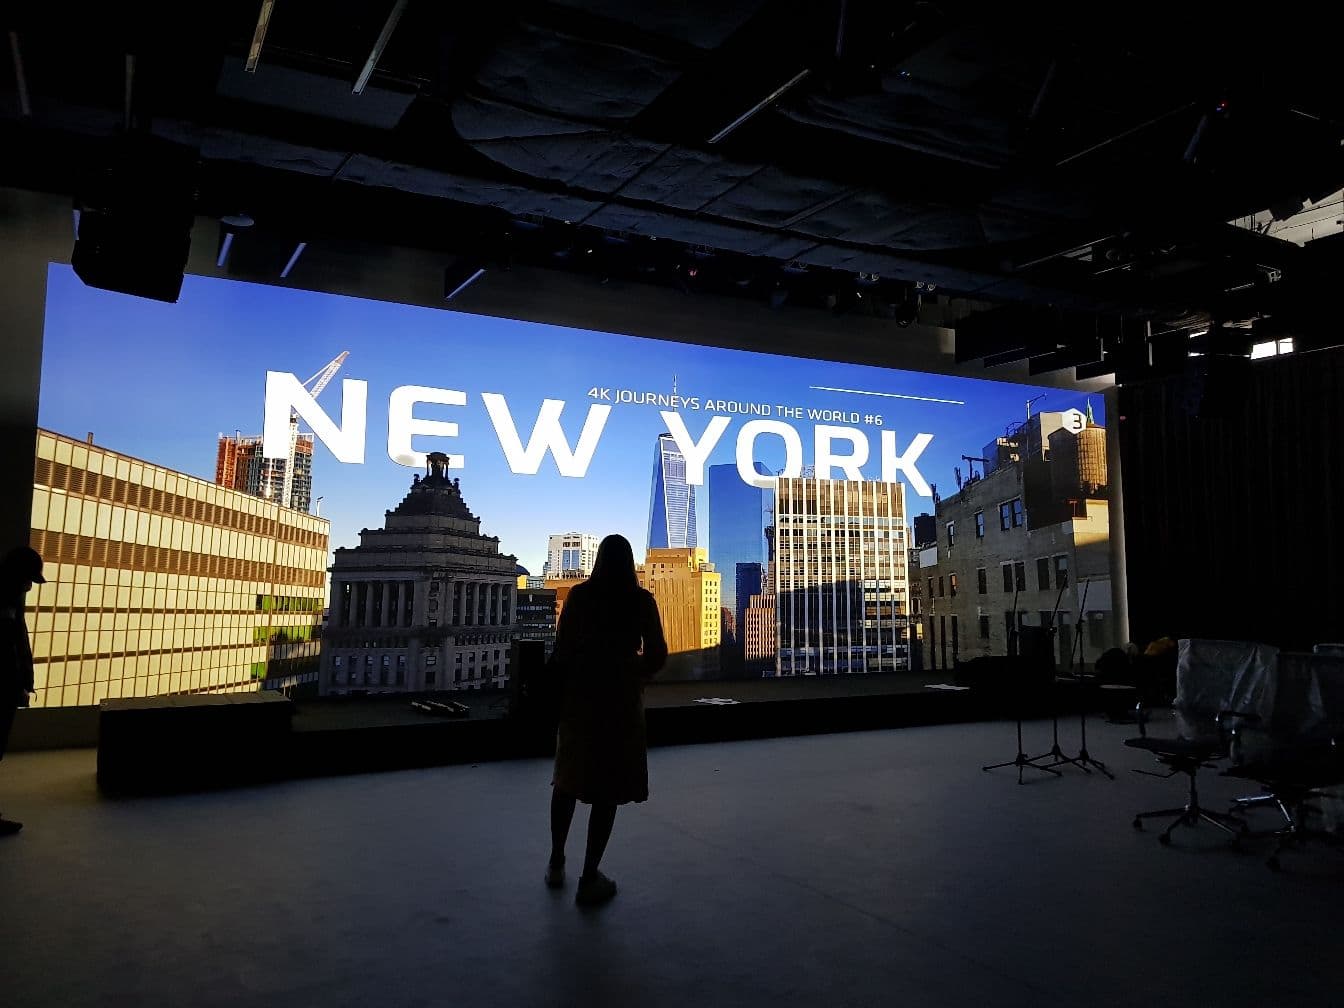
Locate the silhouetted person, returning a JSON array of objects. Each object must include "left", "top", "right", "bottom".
[
  {"left": 546, "top": 534, "right": 667, "bottom": 906},
  {"left": 0, "top": 546, "right": 44, "bottom": 835}
]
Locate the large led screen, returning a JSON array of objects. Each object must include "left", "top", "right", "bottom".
[{"left": 30, "top": 264, "right": 1114, "bottom": 706}]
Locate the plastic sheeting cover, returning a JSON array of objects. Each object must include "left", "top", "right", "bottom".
[{"left": 1173, "top": 638, "right": 1280, "bottom": 739}]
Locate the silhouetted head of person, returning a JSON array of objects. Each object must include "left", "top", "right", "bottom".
[
  {"left": 1, "top": 546, "right": 45, "bottom": 595},
  {"left": 589, "top": 534, "right": 638, "bottom": 591}
]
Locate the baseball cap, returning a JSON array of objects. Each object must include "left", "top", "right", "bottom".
[{"left": 3, "top": 546, "right": 46, "bottom": 584}]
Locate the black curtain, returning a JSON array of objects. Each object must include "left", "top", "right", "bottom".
[{"left": 1119, "top": 348, "right": 1344, "bottom": 651}]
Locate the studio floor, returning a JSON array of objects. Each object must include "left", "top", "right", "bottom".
[{"left": 1, "top": 717, "right": 1340, "bottom": 1008}]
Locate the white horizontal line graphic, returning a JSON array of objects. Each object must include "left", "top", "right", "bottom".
[{"left": 808, "top": 385, "right": 965, "bottom": 406}]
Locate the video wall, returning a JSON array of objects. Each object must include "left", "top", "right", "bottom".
[{"left": 29, "top": 263, "right": 1113, "bottom": 705}]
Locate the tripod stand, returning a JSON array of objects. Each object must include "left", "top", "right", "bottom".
[
  {"left": 983, "top": 583, "right": 1061, "bottom": 784},
  {"left": 1060, "top": 578, "right": 1114, "bottom": 779},
  {"left": 1026, "top": 581, "right": 1090, "bottom": 775}
]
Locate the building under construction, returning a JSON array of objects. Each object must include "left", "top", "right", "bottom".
[{"left": 215, "top": 352, "right": 346, "bottom": 514}]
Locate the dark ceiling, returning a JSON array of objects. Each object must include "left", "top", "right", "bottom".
[{"left": 4, "top": 1, "right": 1343, "bottom": 380}]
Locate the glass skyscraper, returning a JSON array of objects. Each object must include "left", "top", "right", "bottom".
[
  {"left": 647, "top": 433, "right": 697, "bottom": 550},
  {"left": 708, "top": 462, "right": 770, "bottom": 615}
]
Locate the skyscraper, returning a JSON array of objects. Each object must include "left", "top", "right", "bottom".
[
  {"left": 647, "top": 433, "right": 697, "bottom": 550},
  {"left": 708, "top": 462, "right": 770, "bottom": 617},
  {"left": 774, "top": 476, "right": 909, "bottom": 675}
]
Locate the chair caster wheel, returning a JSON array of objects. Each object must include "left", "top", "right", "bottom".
[
  {"left": 1132, "top": 818, "right": 1142, "bottom": 830},
  {"left": 1267, "top": 856, "right": 1281, "bottom": 872},
  {"left": 1158, "top": 833, "right": 1171, "bottom": 846}
]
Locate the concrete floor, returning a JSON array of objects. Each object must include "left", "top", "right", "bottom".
[{"left": 1, "top": 718, "right": 1341, "bottom": 1008}]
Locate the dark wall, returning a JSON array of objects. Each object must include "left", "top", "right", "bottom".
[{"left": 1119, "top": 349, "right": 1344, "bottom": 651}]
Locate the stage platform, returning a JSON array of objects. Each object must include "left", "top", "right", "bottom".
[
  {"left": 95, "top": 671, "right": 1063, "bottom": 794},
  {"left": 282, "top": 672, "right": 996, "bottom": 783}
]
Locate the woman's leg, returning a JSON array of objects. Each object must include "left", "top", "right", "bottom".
[
  {"left": 550, "top": 787, "right": 577, "bottom": 867},
  {"left": 582, "top": 802, "right": 617, "bottom": 878}
]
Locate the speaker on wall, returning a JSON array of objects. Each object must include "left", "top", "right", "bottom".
[{"left": 72, "top": 134, "right": 199, "bottom": 303}]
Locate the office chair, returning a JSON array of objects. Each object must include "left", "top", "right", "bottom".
[
  {"left": 1224, "top": 740, "right": 1344, "bottom": 870},
  {"left": 1125, "top": 639, "right": 1278, "bottom": 846},
  {"left": 1224, "top": 650, "right": 1344, "bottom": 869}
]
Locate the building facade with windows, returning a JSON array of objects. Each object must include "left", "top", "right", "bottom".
[
  {"left": 544, "top": 532, "right": 601, "bottom": 578},
  {"left": 321, "top": 454, "right": 518, "bottom": 695},
  {"left": 28, "top": 429, "right": 329, "bottom": 707},
  {"left": 772, "top": 476, "right": 910, "bottom": 675},
  {"left": 921, "top": 441, "right": 1113, "bottom": 672},
  {"left": 515, "top": 587, "right": 559, "bottom": 658}
]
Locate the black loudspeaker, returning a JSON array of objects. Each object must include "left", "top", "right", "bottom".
[
  {"left": 72, "top": 135, "right": 199, "bottom": 303},
  {"left": 1016, "top": 625, "right": 1056, "bottom": 674},
  {"left": 508, "top": 638, "right": 549, "bottom": 716},
  {"left": 956, "top": 627, "right": 1056, "bottom": 692}
]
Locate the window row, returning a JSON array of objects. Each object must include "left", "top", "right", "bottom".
[
  {"left": 945, "top": 498, "right": 1024, "bottom": 550},
  {"left": 961, "top": 555, "right": 1070, "bottom": 595}
]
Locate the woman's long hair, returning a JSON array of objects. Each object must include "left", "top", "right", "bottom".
[{"left": 587, "top": 534, "right": 639, "bottom": 593}]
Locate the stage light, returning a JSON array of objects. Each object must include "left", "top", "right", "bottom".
[
  {"left": 708, "top": 69, "right": 811, "bottom": 144},
  {"left": 245, "top": 0, "right": 276, "bottom": 73},
  {"left": 444, "top": 262, "right": 486, "bottom": 301},
  {"left": 216, "top": 214, "right": 253, "bottom": 269},
  {"left": 280, "top": 242, "right": 307, "bottom": 279},
  {"left": 353, "top": 0, "right": 408, "bottom": 94},
  {"left": 216, "top": 232, "right": 234, "bottom": 268}
]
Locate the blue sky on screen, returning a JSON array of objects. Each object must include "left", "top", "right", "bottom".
[{"left": 40, "top": 264, "right": 1103, "bottom": 575}]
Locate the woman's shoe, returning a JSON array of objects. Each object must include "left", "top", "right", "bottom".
[
  {"left": 575, "top": 871, "right": 617, "bottom": 907},
  {"left": 544, "top": 859, "right": 565, "bottom": 889}
]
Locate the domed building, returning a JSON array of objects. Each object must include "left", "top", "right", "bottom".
[{"left": 320, "top": 453, "right": 520, "bottom": 695}]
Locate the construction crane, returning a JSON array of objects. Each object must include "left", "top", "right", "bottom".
[
  {"left": 302, "top": 351, "right": 349, "bottom": 401},
  {"left": 277, "top": 351, "right": 349, "bottom": 509}
]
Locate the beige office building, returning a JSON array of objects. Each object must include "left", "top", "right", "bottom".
[
  {"left": 27, "top": 429, "right": 330, "bottom": 707},
  {"left": 638, "top": 547, "right": 721, "bottom": 678}
]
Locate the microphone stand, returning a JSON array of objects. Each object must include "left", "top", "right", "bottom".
[
  {"left": 1066, "top": 578, "right": 1114, "bottom": 778},
  {"left": 983, "top": 578, "right": 1060, "bottom": 783},
  {"left": 1027, "top": 579, "right": 1089, "bottom": 774}
]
